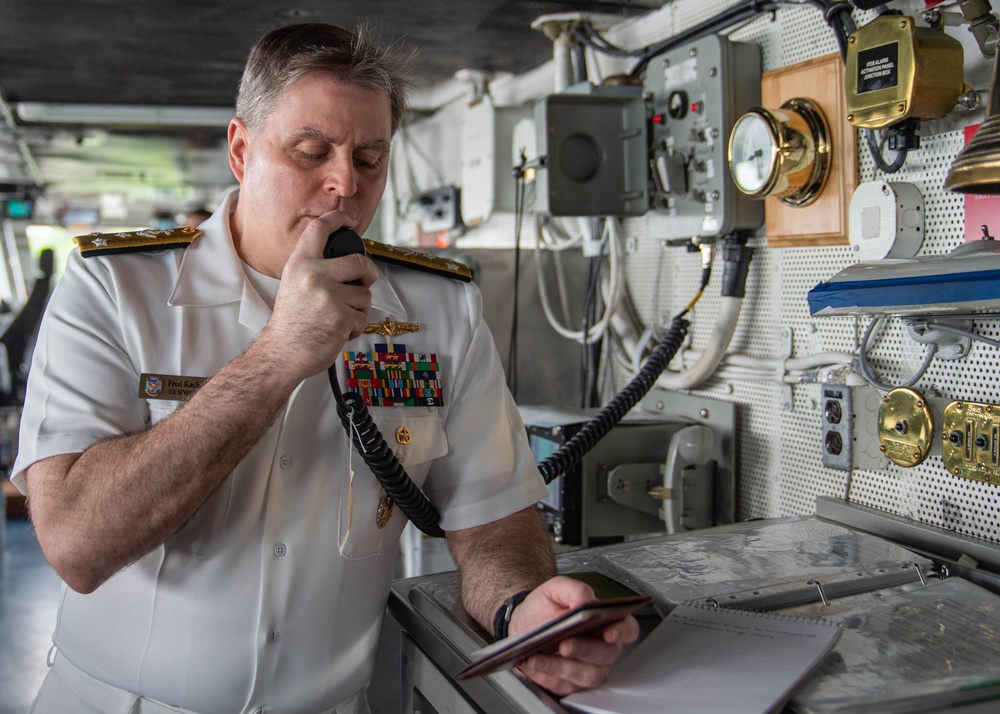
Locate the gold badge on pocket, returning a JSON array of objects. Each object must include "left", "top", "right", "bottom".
[{"left": 376, "top": 495, "right": 393, "bottom": 528}]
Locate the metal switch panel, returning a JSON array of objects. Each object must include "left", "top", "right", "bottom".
[
  {"left": 644, "top": 34, "right": 764, "bottom": 243},
  {"left": 942, "top": 401, "right": 1000, "bottom": 485}
]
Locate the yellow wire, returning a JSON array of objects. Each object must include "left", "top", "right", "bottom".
[{"left": 679, "top": 288, "right": 705, "bottom": 317}]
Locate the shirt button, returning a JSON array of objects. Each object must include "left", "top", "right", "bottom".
[
  {"left": 273, "top": 543, "right": 287, "bottom": 557},
  {"left": 266, "top": 629, "right": 276, "bottom": 644},
  {"left": 279, "top": 455, "right": 291, "bottom": 470}
]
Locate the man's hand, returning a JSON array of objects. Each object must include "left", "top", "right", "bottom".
[
  {"left": 258, "top": 211, "right": 378, "bottom": 383},
  {"left": 447, "top": 509, "right": 638, "bottom": 694},
  {"left": 508, "top": 576, "right": 640, "bottom": 696}
]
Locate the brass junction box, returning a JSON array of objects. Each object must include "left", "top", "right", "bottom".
[
  {"left": 877, "top": 387, "right": 934, "bottom": 468},
  {"left": 845, "top": 15, "right": 966, "bottom": 130}
]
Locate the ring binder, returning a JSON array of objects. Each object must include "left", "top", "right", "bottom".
[
  {"left": 807, "top": 579, "right": 829, "bottom": 606},
  {"left": 582, "top": 518, "right": 937, "bottom": 611},
  {"left": 782, "top": 576, "right": 1000, "bottom": 713},
  {"left": 683, "top": 600, "right": 840, "bottom": 627},
  {"left": 560, "top": 518, "right": 1000, "bottom": 712},
  {"left": 905, "top": 560, "right": 928, "bottom": 585}
]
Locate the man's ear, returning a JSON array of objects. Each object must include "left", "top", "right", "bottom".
[{"left": 228, "top": 117, "right": 250, "bottom": 183}]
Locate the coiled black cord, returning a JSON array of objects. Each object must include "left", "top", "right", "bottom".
[
  {"left": 537, "top": 316, "right": 690, "bottom": 484},
  {"left": 328, "top": 367, "right": 445, "bottom": 538},
  {"left": 328, "top": 316, "right": 688, "bottom": 530}
]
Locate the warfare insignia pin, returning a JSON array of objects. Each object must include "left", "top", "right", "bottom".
[{"left": 364, "top": 317, "right": 420, "bottom": 337}]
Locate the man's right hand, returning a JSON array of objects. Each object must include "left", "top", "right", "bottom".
[{"left": 258, "top": 211, "right": 378, "bottom": 384}]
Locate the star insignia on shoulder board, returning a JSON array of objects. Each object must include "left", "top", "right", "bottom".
[{"left": 74, "top": 226, "right": 202, "bottom": 258}]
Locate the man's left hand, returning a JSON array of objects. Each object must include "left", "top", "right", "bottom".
[{"left": 507, "top": 576, "right": 640, "bottom": 695}]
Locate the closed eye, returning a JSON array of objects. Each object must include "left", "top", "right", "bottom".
[
  {"left": 355, "top": 156, "right": 381, "bottom": 171},
  {"left": 294, "top": 148, "right": 329, "bottom": 162}
]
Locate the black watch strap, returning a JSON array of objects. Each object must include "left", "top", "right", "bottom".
[{"left": 492, "top": 589, "right": 532, "bottom": 641}]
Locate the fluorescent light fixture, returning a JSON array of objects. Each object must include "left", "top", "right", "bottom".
[{"left": 16, "top": 103, "right": 234, "bottom": 128}]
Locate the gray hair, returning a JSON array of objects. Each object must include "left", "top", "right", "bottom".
[{"left": 236, "top": 22, "right": 415, "bottom": 136}]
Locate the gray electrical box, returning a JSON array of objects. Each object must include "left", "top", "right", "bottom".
[
  {"left": 644, "top": 34, "right": 763, "bottom": 243},
  {"left": 520, "top": 390, "right": 735, "bottom": 548},
  {"left": 821, "top": 385, "right": 885, "bottom": 472},
  {"left": 534, "top": 83, "right": 648, "bottom": 217},
  {"left": 417, "top": 185, "right": 462, "bottom": 233}
]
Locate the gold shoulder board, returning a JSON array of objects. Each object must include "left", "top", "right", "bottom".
[
  {"left": 74, "top": 227, "right": 202, "bottom": 258},
  {"left": 363, "top": 240, "right": 472, "bottom": 283}
]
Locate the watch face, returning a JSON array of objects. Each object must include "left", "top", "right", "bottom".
[{"left": 729, "top": 112, "right": 775, "bottom": 195}]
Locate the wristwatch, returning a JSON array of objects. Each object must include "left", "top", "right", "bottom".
[{"left": 492, "top": 589, "right": 532, "bottom": 641}]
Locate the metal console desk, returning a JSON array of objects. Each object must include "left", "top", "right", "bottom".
[
  {"left": 387, "top": 502, "right": 1000, "bottom": 714},
  {"left": 389, "top": 569, "right": 564, "bottom": 714}
]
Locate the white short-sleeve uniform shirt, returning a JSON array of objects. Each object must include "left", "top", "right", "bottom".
[{"left": 12, "top": 191, "right": 548, "bottom": 714}]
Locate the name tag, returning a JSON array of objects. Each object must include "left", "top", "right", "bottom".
[{"left": 139, "top": 373, "right": 208, "bottom": 401}]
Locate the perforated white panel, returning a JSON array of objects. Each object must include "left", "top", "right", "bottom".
[
  {"left": 633, "top": 1, "right": 1000, "bottom": 542},
  {"left": 398, "top": 0, "right": 1000, "bottom": 544}
]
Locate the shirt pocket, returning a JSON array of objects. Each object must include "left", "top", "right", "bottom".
[
  {"left": 337, "top": 411, "right": 448, "bottom": 560},
  {"left": 148, "top": 402, "right": 234, "bottom": 558}
]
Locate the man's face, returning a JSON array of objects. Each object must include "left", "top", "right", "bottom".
[{"left": 228, "top": 72, "right": 392, "bottom": 276}]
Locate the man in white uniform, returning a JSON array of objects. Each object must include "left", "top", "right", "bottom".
[{"left": 12, "top": 22, "right": 638, "bottom": 714}]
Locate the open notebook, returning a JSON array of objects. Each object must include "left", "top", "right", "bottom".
[{"left": 562, "top": 603, "right": 841, "bottom": 714}]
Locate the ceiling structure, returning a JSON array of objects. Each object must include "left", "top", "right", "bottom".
[{"left": 0, "top": 0, "right": 664, "bottom": 226}]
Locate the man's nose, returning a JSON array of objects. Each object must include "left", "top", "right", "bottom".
[{"left": 324, "top": 154, "right": 358, "bottom": 197}]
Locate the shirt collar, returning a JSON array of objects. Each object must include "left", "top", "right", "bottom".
[
  {"left": 167, "top": 188, "right": 408, "bottom": 328},
  {"left": 168, "top": 189, "right": 244, "bottom": 309},
  {"left": 369, "top": 263, "right": 407, "bottom": 321}
]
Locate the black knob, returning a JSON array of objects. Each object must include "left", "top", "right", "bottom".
[{"left": 667, "top": 90, "right": 688, "bottom": 120}]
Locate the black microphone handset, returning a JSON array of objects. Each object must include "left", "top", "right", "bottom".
[
  {"left": 323, "top": 226, "right": 367, "bottom": 262},
  {"left": 323, "top": 228, "right": 445, "bottom": 538}
]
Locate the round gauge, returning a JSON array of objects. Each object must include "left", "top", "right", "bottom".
[
  {"left": 728, "top": 111, "right": 776, "bottom": 195},
  {"left": 727, "top": 98, "right": 832, "bottom": 208}
]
